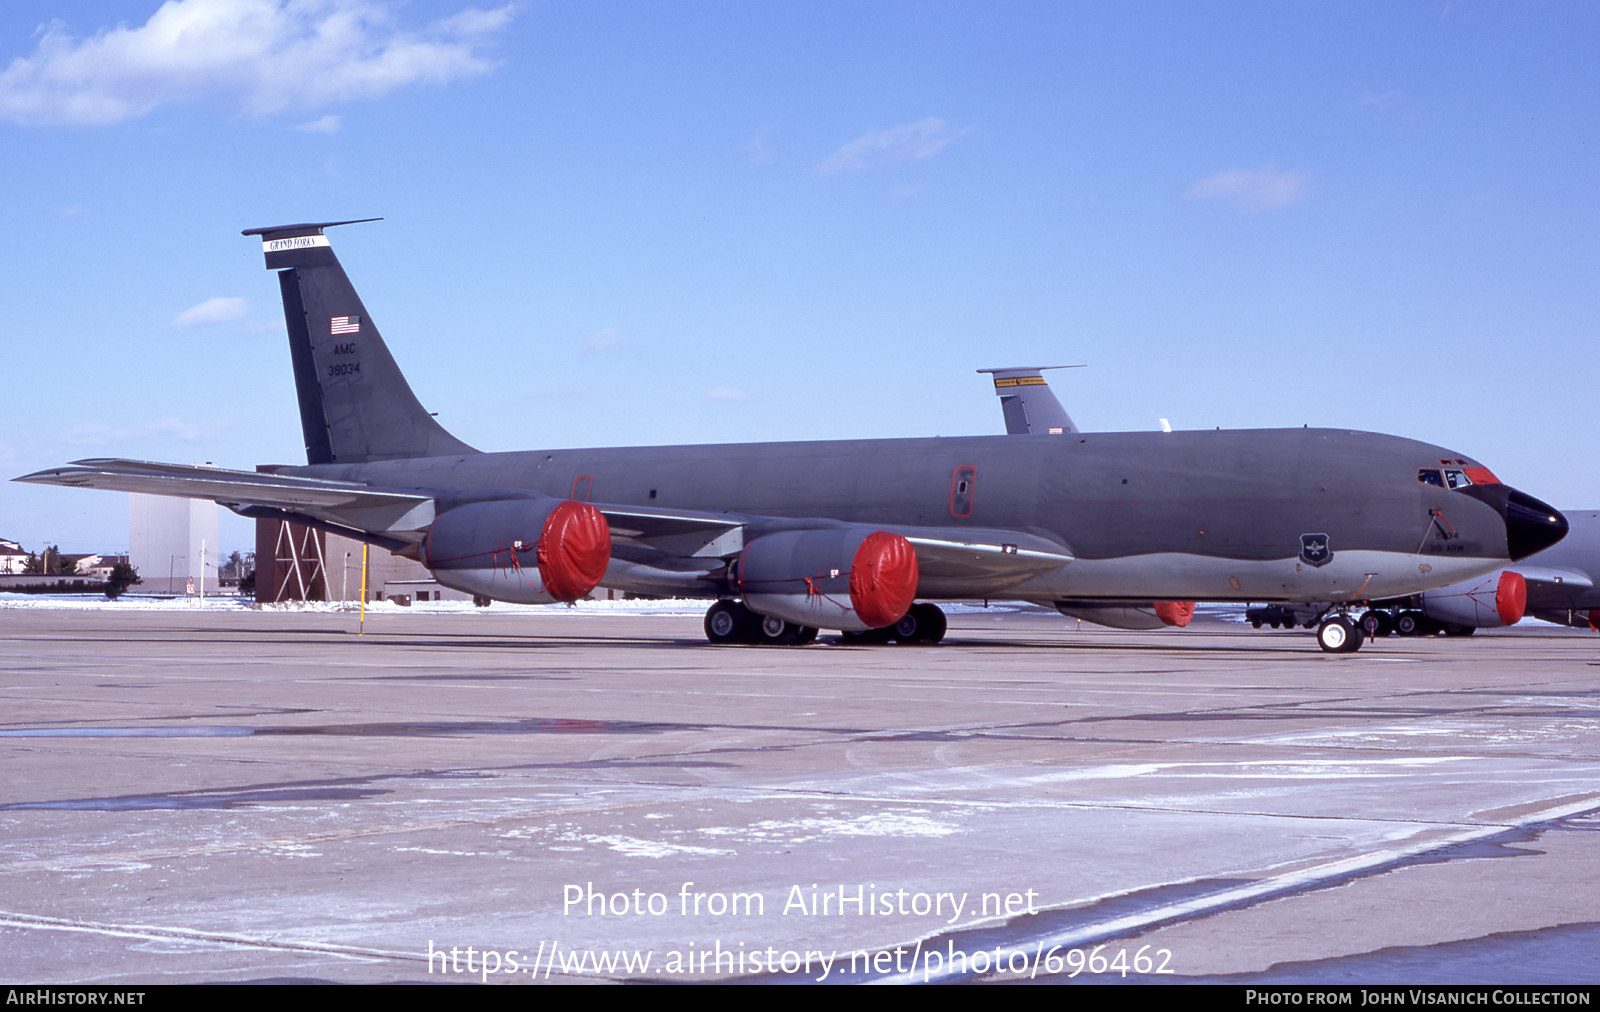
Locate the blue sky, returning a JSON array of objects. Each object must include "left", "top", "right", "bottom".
[{"left": 2, "top": 1, "right": 1596, "bottom": 555}]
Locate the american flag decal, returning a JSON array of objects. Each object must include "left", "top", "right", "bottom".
[{"left": 330, "top": 315, "right": 361, "bottom": 335}]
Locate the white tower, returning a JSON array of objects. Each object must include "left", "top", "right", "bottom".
[{"left": 129, "top": 494, "right": 219, "bottom": 595}]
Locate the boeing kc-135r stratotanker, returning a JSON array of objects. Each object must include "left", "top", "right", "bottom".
[{"left": 15, "top": 220, "right": 1569, "bottom": 653}]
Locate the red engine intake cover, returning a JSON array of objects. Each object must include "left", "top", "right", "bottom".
[
  {"left": 848, "top": 531, "right": 919, "bottom": 629},
  {"left": 536, "top": 500, "right": 611, "bottom": 601},
  {"left": 1495, "top": 570, "right": 1527, "bottom": 627},
  {"left": 1153, "top": 601, "right": 1196, "bottom": 628}
]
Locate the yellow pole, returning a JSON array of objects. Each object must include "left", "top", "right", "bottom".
[{"left": 359, "top": 543, "right": 368, "bottom": 635}]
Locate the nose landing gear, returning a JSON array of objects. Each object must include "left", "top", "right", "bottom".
[{"left": 1316, "top": 614, "right": 1366, "bottom": 654}]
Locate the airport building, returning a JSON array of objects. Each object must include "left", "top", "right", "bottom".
[
  {"left": 129, "top": 493, "right": 219, "bottom": 595},
  {"left": 0, "top": 538, "right": 28, "bottom": 575},
  {"left": 252, "top": 520, "right": 624, "bottom": 605},
  {"left": 252, "top": 516, "right": 465, "bottom": 604}
]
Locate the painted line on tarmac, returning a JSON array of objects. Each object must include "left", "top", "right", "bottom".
[
  {"left": 0, "top": 910, "right": 420, "bottom": 965},
  {"left": 869, "top": 793, "right": 1600, "bottom": 985}
]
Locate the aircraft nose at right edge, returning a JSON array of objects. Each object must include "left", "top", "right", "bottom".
[{"left": 1502, "top": 487, "right": 1568, "bottom": 561}]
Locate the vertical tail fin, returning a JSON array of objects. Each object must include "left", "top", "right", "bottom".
[
  {"left": 242, "top": 220, "right": 477, "bottom": 465},
  {"left": 976, "top": 365, "right": 1082, "bottom": 435}
]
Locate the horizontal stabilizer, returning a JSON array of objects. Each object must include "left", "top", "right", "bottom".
[
  {"left": 14, "top": 458, "right": 435, "bottom": 535},
  {"left": 242, "top": 219, "right": 383, "bottom": 241}
]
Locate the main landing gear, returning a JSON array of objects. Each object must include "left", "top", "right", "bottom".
[
  {"left": 838, "top": 602, "right": 948, "bottom": 646},
  {"left": 703, "top": 600, "right": 818, "bottom": 645},
  {"left": 702, "top": 600, "right": 946, "bottom": 646}
]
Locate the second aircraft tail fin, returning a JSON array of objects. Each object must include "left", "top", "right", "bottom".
[
  {"left": 243, "top": 219, "right": 477, "bottom": 465},
  {"left": 977, "top": 366, "right": 1081, "bottom": 435}
]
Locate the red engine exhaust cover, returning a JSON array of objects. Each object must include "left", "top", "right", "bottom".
[
  {"left": 1153, "top": 601, "right": 1196, "bottom": 627},
  {"left": 1495, "top": 570, "right": 1527, "bottom": 627},
  {"left": 536, "top": 500, "right": 611, "bottom": 601},
  {"left": 848, "top": 531, "right": 919, "bottom": 628}
]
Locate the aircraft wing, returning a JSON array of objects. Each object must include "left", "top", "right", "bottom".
[
  {"left": 591, "top": 510, "right": 1073, "bottom": 596},
  {"left": 899, "top": 528, "right": 1074, "bottom": 594},
  {"left": 14, "top": 458, "right": 436, "bottom": 534},
  {"left": 18, "top": 459, "right": 1072, "bottom": 597},
  {"left": 1515, "top": 565, "right": 1595, "bottom": 614},
  {"left": 593, "top": 504, "right": 746, "bottom": 558}
]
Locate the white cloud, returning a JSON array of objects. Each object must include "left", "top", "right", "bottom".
[
  {"left": 172, "top": 296, "right": 248, "bottom": 327},
  {"left": 61, "top": 416, "right": 232, "bottom": 446},
  {"left": 885, "top": 182, "right": 928, "bottom": 201},
  {"left": 817, "top": 117, "right": 955, "bottom": 175},
  {"left": 1358, "top": 89, "right": 1404, "bottom": 109},
  {"left": 704, "top": 387, "right": 751, "bottom": 402},
  {"left": 0, "top": 0, "right": 514, "bottom": 126},
  {"left": 1186, "top": 166, "right": 1308, "bottom": 214},
  {"left": 744, "top": 132, "right": 773, "bottom": 167},
  {"left": 581, "top": 328, "right": 620, "bottom": 353},
  {"left": 540, "top": 382, "right": 590, "bottom": 399},
  {"left": 296, "top": 113, "right": 341, "bottom": 133}
]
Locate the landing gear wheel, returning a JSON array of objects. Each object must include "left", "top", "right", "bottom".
[
  {"left": 890, "top": 603, "right": 948, "bottom": 645},
  {"left": 1359, "top": 610, "right": 1393, "bottom": 638},
  {"left": 758, "top": 614, "right": 806, "bottom": 646},
  {"left": 704, "top": 600, "right": 758, "bottom": 644},
  {"left": 1316, "top": 615, "right": 1366, "bottom": 654},
  {"left": 1394, "top": 611, "right": 1425, "bottom": 636},
  {"left": 839, "top": 627, "right": 893, "bottom": 645},
  {"left": 913, "top": 603, "right": 947, "bottom": 644},
  {"left": 1443, "top": 624, "right": 1477, "bottom": 637}
]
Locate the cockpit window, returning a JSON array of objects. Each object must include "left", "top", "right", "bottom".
[
  {"left": 1444, "top": 469, "right": 1473, "bottom": 489},
  {"left": 1418, "top": 469, "right": 1445, "bottom": 487}
]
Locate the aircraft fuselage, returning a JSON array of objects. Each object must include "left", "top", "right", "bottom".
[{"left": 299, "top": 425, "right": 1527, "bottom": 605}]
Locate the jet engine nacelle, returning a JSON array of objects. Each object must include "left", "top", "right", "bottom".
[
  {"left": 738, "top": 528, "right": 918, "bottom": 632},
  {"left": 423, "top": 498, "right": 611, "bottom": 603},
  {"left": 1055, "top": 600, "right": 1196, "bottom": 631},
  {"left": 1420, "top": 570, "right": 1527, "bottom": 629}
]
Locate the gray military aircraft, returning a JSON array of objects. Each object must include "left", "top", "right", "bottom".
[
  {"left": 975, "top": 363, "right": 1591, "bottom": 642},
  {"left": 975, "top": 362, "right": 1596, "bottom": 642},
  {"left": 979, "top": 364, "right": 1199, "bottom": 632},
  {"left": 15, "top": 220, "right": 1569, "bottom": 653},
  {"left": 1354, "top": 511, "right": 1600, "bottom": 637}
]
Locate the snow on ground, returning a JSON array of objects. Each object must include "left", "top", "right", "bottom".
[{"left": 0, "top": 594, "right": 1044, "bottom": 618}]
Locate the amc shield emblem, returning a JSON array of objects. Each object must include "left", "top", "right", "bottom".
[{"left": 1300, "top": 533, "right": 1332, "bottom": 568}]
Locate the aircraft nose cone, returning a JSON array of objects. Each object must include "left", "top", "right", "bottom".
[{"left": 1503, "top": 488, "right": 1567, "bottom": 561}]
